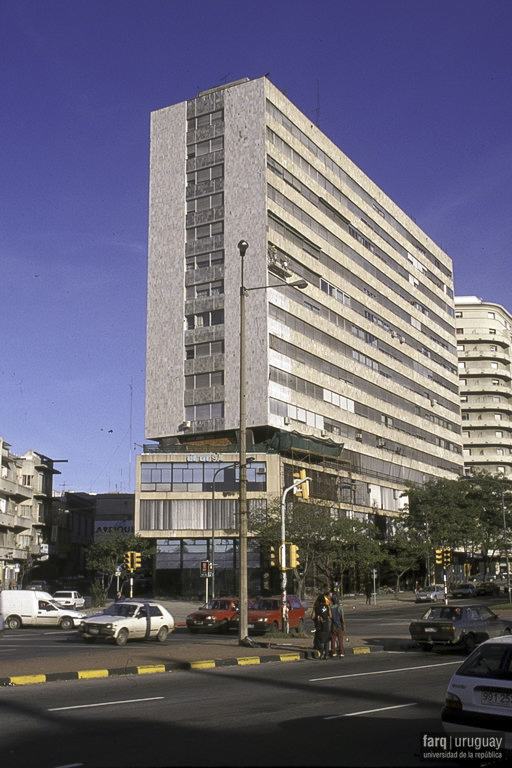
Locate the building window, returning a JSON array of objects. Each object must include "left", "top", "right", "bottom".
[{"left": 185, "top": 402, "right": 224, "bottom": 421}]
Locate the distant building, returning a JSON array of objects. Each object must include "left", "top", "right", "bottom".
[
  {"left": 0, "top": 438, "right": 64, "bottom": 588},
  {"left": 137, "top": 76, "right": 463, "bottom": 595},
  {"left": 455, "top": 296, "right": 512, "bottom": 476}
]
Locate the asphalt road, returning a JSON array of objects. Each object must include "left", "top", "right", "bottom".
[{"left": 0, "top": 650, "right": 463, "bottom": 768}]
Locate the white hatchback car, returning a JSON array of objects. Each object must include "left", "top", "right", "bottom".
[
  {"left": 442, "top": 636, "right": 512, "bottom": 755},
  {"left": 415, "top": 584, "right": 445, "bottom": 603},
  {"left": 79, "top": 600, "right": 174, "bottom": 645},
  {"left": 52, "top": 590, "right": 86, "bottom": 609}
]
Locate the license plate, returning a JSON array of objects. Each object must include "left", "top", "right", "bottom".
[
  {"left": 88, "top": 628, "right": 99, "bottom": 635},
  {"left": 481, "top": 690, "right": 512, "bottom": 707},
  {"left": 424, "top": 627, "right": 436, "bottom": 633}
]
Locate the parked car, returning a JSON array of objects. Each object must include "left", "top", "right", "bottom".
[
  {"left": 248, "top": 595, "right": 305, "bottom": 633},
  {"left": 451, "top": 582, "right": 477, "bottom": 599},
  {"left": 79, "top": 600, "right": 174, "bottom": 645},
  {"left": 475, "top": 581, "right": 501, "bottom": 597},
  {"left": 0, "top": 590, "right": 86, "bottom": 630},
  {"left": 415, "top": 585, "right": 445, "bottom": 603},
  {"left": 186, "top": 598, "right": 239, "bottom": 633},
  {"left": 52, "top": 590, "right": 85, "bottom": 609},
  {"left": 26, "top": 580, "right": 52, "bottom": 592},
  {"left": 442, "top": 636, "right": 512, "bottom": 755},
  {"left": 410, "top": 603, "right": 512, "bottom": 653}
]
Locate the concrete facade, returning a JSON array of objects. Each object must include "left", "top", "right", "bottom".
[
  {"left": 456, "top": 296, "right": 512, "bottom": 476},
  {"left": 138, "top": 76, "right": 463, "bottom": 593}
]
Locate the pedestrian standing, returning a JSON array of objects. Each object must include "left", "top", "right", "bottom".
[
  {"left": 311, "top": 594, "right": 331, "bottom": 659},
  {"left": 330, "top": 595, "right": 345, "bottom": 657}
]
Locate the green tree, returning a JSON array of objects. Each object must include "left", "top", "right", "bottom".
[
  {"left": 382, "top": 517, "right": 427, "bottom": 592},
  {"left": 251, "top": 499, "right": 382, "bottom": 597},
  {"left": 85, "top": 533, "right": 154, "bottom": 606}
]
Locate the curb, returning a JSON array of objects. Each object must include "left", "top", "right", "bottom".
[{"left": 0, "top": 644, "right": 384, "bottom": 686}]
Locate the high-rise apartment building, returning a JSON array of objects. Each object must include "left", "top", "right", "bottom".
[
  {"left": 137, "top": 76, "right": 462, "bottom": 594},
  {"left": 455, "top": 296, "right": 512, "bottom": 476}
]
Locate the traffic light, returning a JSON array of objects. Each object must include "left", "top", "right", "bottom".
[
  {"left": 293, "top": 469, "right": 310, "bottom": 499},
  {"left": 288, "top": 544, "right": 300, "bottom": 569},
  {"left": 435, "top": 548, "right": 443, "bottom": 565},
  {"left": 443, "top": 549, "right": 451, "bottom": 567},
  {"left": 123, "top": 551, "right": 134, "bottom": 571},
  {"left": 269, "top": 545, "right": 277, "bottom": 567},
  {"left": 133, "top": 551, "right": 142, "bottom": 570}
]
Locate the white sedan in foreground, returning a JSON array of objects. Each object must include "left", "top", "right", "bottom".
[
  {"left": 442, "top": 635, "right": 512, "bottom": 756},
  {"left": 79, "top": 600, "right": 174, "bottom": 645}
]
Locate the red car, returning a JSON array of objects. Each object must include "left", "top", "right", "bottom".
[
  {"left": 186, "top": 598, "right": 239, "bottom": 633},
  {"left": 248, "top": 595, "right": 305, "bottom": 633}
]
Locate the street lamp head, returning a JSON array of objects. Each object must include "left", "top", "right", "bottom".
[
  {"left": 290, "top": 279, "right": 308, "bottom": 289},
  {"left": 238, "top": 240, "right": 249, "bottom": 256}
]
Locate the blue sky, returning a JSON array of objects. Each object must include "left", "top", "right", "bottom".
[{"left": 1, "top": 0, "right": 511, "bottom": 493}]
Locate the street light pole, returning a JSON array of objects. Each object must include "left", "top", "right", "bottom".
[
  {"left": 211, "top": 459, "right": 253, "bottom": 601},
  {"left": 237, "top": 239, "right": 308, "bottom": 645},
  {"left": 280, "top": 477, "right": 311, "bottom": 634},
  {"left": 238, "top": 239, "right": 249, "bottom": 645}
]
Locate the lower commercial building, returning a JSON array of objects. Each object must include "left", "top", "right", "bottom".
[{"left": 136, "top": 76, "right": 463, "bottom": 596}]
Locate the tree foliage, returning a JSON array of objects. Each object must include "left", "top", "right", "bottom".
[{"left": 85, "top": 533, "right": 155, "bottom": 605}]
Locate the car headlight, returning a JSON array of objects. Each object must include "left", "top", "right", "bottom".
[
  {"left": 204, "top": 615, "right": 214, "bottom": 621},
  {"left": 105, "top": 623, "right": 113, "bottom": 630},
  {"left": 444, "top": 692, "right": 462, "bottom": 710},
  {"left": 257, "top": 617, "right": 269, "bottom": 623},
  {"left": 79, "top": 621, "right": 85, "bottom": 630}
]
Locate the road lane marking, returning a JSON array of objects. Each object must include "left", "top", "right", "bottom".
[
  {"left": 48, "top": 697, "right": 164, "bottom": 711},
  {"left": 325, "top": 703, "right": 417, "bottom": 719},
  {"left": 310, "top": 659, "right": 460, "bottom": 682}
]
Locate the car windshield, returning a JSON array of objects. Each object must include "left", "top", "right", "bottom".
[
  {"left": 422, "top": 606, "right": 463, "bottom": 621},
  {"left": 251, "top": 599, "right": 279, "bottom": 611},
  {"left": 458, "top": 643, "right": 512, "bottom": 679},
  {"left": 103, "top": 603, "right": 138, "bottom": 617},
  {"left": 201, "top": 600, "right": 234, "bottom": 611}
]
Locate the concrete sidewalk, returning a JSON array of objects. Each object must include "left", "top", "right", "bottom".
[{"left": 0, "top": 594, "right": 416, "bottom": 686}]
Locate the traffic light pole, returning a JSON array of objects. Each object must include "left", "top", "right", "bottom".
[{"left": 281, "top": 476, "right": 311, "bottom": 633}]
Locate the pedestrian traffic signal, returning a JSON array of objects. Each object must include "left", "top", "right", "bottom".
[
  {"left": 123, "top": 551, "right": 134, "bottom": 571},
  {"left": 293, "top": 469, "right": 310, "bottom": 499},
  {"left": 133, "top": 551, "right": 142, "bottom": 570}
]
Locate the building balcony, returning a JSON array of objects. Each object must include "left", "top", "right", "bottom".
[
  {"left": 461, "top": 368, "right": 511, "bottom": 381},
  {"left": 459, "top": 331, "right": 510, "bottom": 347},
  {"left": 0, "top": 510, "right": 32, "bottom": 531},
  {"left": 460, "top": 384, "right": 511, "bottom": 396},
  {"left": 0, "top": 476, "right": 32, "bottom": 501},
  {"left": 0, "top": 545, "right": 29, "bottom": 561}
]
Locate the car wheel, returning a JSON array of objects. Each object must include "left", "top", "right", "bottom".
[
  {"left": 83, "top": 636, "right": 97, "bottom": 644},
  {"left": 6, "top": 616, "right": 21, "bottom": 630},
  {"left": 295, "top": 619, "right": 305, "bottom": 634},
  {"left": 115, "top": 629, "right": 129, "bottom": 646},
  {"left": 463, "top": 634, "right": 476, "bottom": 654},
  {"left": 156, "top": 626, "right": 168, "bottom": 642},
  {"left": 60, "top": 617, "right": 73, "bottom": 631}
]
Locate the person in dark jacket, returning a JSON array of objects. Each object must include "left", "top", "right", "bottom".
[
  {"left": 311, "top": 594, "right": 331, "bottom": 659},
  {"left": 330, "top": 594, "right": 345, "bottom": 657}
]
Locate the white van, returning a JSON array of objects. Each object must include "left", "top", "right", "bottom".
[{"left": 0, "top": 589, "right": 86, "bottom": 630}]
